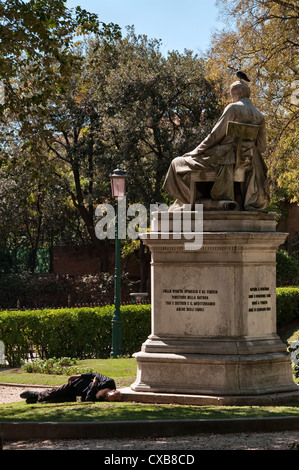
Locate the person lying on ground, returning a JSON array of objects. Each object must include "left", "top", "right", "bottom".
[{"left": 20, "top": 372, "right": 122, "bottom": 404}]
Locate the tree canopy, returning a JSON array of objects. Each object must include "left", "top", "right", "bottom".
[
  {"left": 0, "top": 2, "right": 221, "bottom": 269},
  {"left": 0, "top": 0, "right": 297, "bottom": 273}
]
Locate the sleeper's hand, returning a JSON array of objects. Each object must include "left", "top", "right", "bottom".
[
  {"left": 92, "top": 376, "right": 99, "bottom": 387},
  {"left": 68, "top": 375, "right": 80, "bottom": 382}
]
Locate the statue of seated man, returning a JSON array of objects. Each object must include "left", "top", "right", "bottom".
[{"left": 163, "top": 80, "right": 270, "bottom": 211}]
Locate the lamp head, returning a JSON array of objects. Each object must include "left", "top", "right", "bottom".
[{"left": 110, "top": 168, "right": 126, "bottom": 197}]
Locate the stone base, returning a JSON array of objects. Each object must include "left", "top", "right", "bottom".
[
  {"left": 132, "top": 329, "right": 298, "bottom": 398},
  {"left": 150, "top": 210, "right": 277, "bottom": 233},
  {"left": 131, "top": 348, "right": 297, "bottom": 397},
  {"left": 132, "top": 211, "right": 297, "bottom": 402},
  {"left": 131, "top": 333, "right": 298, "bottom": 396},
  {"left": 140, "top": 333, "right": 288, "bottom": 355},
  {"left": 124, "top": 386, "right": 299, "bottom": 406}
]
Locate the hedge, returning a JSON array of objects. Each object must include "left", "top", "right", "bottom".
[
  {"left": 0, "top": 288, "right": 298, "bottom": 367},
  {"left": 276, "top": 287, "right": 299, "bottom": 326},
  {"left": 0, "top": 305, "right": 151, "bottom": 367}
]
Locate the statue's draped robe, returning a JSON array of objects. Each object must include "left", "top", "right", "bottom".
[{"left": 163, "top": 97, "right": 270, "bottom": 210}]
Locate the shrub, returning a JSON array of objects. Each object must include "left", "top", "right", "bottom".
[
  {"left": 276, "top": 287, "right": 299, "bottom": 325},
  {"left": 22, "top": 357, "right": 93, "bottom": 375},
  {"left": 0, "top": 273, "right": 133, "bottom": 309},
  {"left": 0, "top": 304, "right": 151, "bottom": 366},
  {"left": 287, "top": 342, "right": 299, "bottom": 379},
  {"left": 276, "top": 250, "right": 299, "bottom": 286}
]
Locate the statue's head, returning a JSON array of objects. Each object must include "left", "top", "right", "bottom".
[{"left": 230, "top": 80, "right": 251, "bottom": 102}]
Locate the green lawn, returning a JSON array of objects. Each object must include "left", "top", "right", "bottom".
[
  {"left": 0, "top": 324, "right": 298, "bottom": 423},
  {"left": 0, "top": 358, "right": 137, "bottom": 387},
  {"left": 0, "top": 400, "right": 299, "bottom": 422}
]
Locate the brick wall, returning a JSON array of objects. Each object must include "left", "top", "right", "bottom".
[
  {"left": 52, "top": 243, "right": 141, "bottom": 277},
  {"left": 52, "top": 244, "right": 113, "bottom": 275}
]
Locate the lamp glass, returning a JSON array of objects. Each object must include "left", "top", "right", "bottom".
[{"left": 110, "top": 169, "right": 126, "bottom": 197}]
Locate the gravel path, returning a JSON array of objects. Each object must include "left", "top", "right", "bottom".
[
  {"left": 1, "top": 385, "right": 299, "bottom": 450},
  {"left": 0, "top": 385, "right": 50, "bottom": 404},
  {"left": 2, "top": 432, "right": 299, "bottom": 450}
]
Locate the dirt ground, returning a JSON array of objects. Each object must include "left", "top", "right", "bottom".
[
  {"left": 2, "top": 431, "right": 299, "bottom": 450},
  {"left": 1, "top": 385, "right": 299, "bottom": 450}
]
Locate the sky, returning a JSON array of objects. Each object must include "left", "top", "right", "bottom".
[{"left": 65, "top": 0, "right": 226, "bottom": 55}]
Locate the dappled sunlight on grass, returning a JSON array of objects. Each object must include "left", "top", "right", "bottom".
[{"left": 0, "top": 401, "right": 298, "bottom": 422}]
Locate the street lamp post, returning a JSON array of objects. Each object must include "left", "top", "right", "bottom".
[{"left": 110, "top": 168, "right": 126, "bottom": 358}]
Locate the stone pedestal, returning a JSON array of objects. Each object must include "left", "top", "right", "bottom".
[{"left": 131, "top": 211, "right": 299, "bottom": 401}]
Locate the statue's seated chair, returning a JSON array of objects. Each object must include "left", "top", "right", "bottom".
[{"left": 190, "top": 121, "right": 261, "bottom": 209}]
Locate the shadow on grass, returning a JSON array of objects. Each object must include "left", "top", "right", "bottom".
[{"left": 0, "top": 401, "right": 299, "bottom": 423}]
